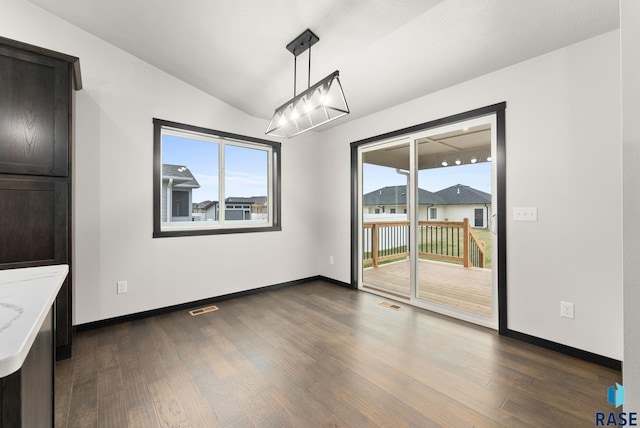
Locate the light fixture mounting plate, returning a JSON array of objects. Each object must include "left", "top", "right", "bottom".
[{"left": 286, "top": 29, "right": 319, "bottom": 57}]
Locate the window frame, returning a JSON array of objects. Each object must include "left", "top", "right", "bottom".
[
  {"left": 153, "top": 118, "right": 281, "bottom": 238},
  {"left": 429, "top": 207, "right": 437, "bottom": 219}
]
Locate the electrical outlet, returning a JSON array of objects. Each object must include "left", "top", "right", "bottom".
[
  {"left": 560, "top": 301, "right": 574, "bottom": 319},
  {"left": 117, "top": 280, "right": 128, "bottom": 294},
  {"left": 329, "top": 256, "right": 334, "bottom": 265}
]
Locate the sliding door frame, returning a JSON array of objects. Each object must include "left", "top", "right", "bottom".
[{"left": 350, "top": 102, "right": 507, "bottom": 334}]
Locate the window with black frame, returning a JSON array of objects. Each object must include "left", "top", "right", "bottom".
[{"left": 153, "top": 119, "right": 281, "bottom": 237}]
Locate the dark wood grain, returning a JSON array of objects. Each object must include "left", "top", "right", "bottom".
[
  {"left": 0, "top": 37, "right": 74, "bottom": 362},
  {"left": 1, "top": 307, "right": 54, "bottom": 427},
  {"left": 0, "top": 367, "right": 21, "bottom": 427},
  {"left": 56, "top": 281, "right": 621, "bottom": 427},
  {"left": 0, "top": 186, "right": 55, "bottom": 263},
  {"left": 0, "top": 177, "right": 72, "bottom": 359},
  {"left": 0, "top": 46, "right": 69, "bottom": 177}
]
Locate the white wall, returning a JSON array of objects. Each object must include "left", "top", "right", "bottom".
[
  {"left": 1, "top": 0, "right": 319, "bottom": 325},
  {"left": 317, "top": 31, "right": 623, "bottom": 360},
  {"left": 622, "top": 0, "right": 640, "bottom": 410},
  {"left": 439, "top": 205, "right": 485, "bottom": 226}
]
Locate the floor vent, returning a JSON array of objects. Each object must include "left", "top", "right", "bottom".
[
  {"left": 378, "top": 301, "right": 403, "bottom": 311},
  {"left": 189, "top": 305, "right": 219, "bottom": 316}
]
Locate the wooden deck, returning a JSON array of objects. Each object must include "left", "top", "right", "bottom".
[{"left": 362, "top": 259, "right": 493, "bottom": 317}]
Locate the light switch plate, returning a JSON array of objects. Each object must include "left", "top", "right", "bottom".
[{"left": 513, "top": 207, "right": 537, "bottom": 222}]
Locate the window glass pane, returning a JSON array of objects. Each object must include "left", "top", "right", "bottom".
[
  {"left": 161, "top": 134, "right": 219, "bottom": 228},
  {"left": 224, "top": 144, "right": 269, "bottom": 224},
  {"left": 153, "top": 119, "right": 280, "bottom": 237}
]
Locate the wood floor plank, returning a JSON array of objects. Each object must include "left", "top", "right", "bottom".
[
  {"left": 56, "top": 280, "right": 621, "bottom": 427},
  {"left": 67, "top": 378, "right": 98, "bottom": 428},
  {"left": 96, "top": 366, "right": 128, "bottom": 428},
  {"left": 127, "top": 403, "right": 162, "bottom": 428},
  {"left": 54, "top": 358, "right": 74, "bottom": 428},
  {"left": 164, "top": 361, "right": 222, "bottom": 427},
  {"left": 119, "top": 355, "right": 153, "bottom": 407},
  {"left": 147, "top": 379, "right": 193, "bottom": 428}
]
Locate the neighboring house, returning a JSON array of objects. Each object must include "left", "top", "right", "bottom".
[
  {"left": 192, "top": 200, "right": 212, "bottom": 214},
  {"left": 161, "top": 164, "right": 200, "bottom": 222},
  {"left": 190, "top": 200, "right": 217, "bottom": 221},
  {"left": 363, "top": 184, "right": 491, "bottom": 227},
  {"left": 434, "top": 184, "right": 492, "bottom": 227},
  {"left": 192, "top": 196, "right": 268, "bottom": 222},
  {"left": 226, "top": 196, "right": 268, "bottom": 220},
  {"left": 362, "top": 186, "right": 444, "bottom": 218}
]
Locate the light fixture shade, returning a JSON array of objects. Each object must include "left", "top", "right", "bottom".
[{"left": 266, "top": 70, "right": 349, "bottom": 138}]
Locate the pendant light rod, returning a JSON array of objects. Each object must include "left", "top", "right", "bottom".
[
  {"left": 308, "top": 42, "right": 311, "bottom": 89},
  {"left": 287, "top": 29, "right": 318, "bottom": 99}
]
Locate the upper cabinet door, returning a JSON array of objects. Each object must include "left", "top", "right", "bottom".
[{"left": 0, "top": 45, "right": 70, "bottom": 177}]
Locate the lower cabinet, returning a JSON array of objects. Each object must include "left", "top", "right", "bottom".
[{"left": 0, "top": 307, "right": 54, "bottom": 427}]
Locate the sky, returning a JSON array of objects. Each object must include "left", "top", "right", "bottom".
[
  {"left": 363, "top": 162, "right": 492, "bottom": 195},
  {"left": 162, "top": 134, "right": 268, "bottom": 203}
]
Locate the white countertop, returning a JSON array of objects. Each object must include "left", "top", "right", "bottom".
[{"left": 0, "top": 264, "right": 68, "bottom": 378}]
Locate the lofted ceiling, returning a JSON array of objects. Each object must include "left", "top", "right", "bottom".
[{"left": 26, "top": 0, "right": 619, "bottom": 132}]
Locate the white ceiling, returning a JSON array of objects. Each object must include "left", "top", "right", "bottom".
[{"left": 27, "top": 0, "right": 619, "bottom": 129}]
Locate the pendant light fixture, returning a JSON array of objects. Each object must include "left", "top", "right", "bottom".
[{"left": 265, "top": 29, "right": 349, "bottom": 138}]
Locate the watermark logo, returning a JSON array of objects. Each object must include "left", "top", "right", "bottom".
[
  {"left": 595, "top": 383, "right": 637, "bottom": 426},
  {"left": 609, "top": 383, "right": 626, "bottom": 408}
]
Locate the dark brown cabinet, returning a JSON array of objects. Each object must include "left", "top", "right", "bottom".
[
  {"left": 0, "top": 307, "right": 54, "bottom": 427},
  {"left": 0, "top": 36, "right": 81, "bottom": 360}
]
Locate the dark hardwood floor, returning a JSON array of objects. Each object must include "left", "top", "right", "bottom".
[{"left": 55, "top": 280, "right": 620, "bottom": 427}]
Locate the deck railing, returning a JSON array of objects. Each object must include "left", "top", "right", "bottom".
[{"left": 363, "top": 218, "right": 485, "bottom": 268}]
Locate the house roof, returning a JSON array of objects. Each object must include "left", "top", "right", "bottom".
[
  {"left": 435, "top": 184, "right": 491, "bottom": 205},
  {"left": 194, "top": 200, "right": 217, "bottom": 210},
  {"left": 363, "top": 186, "right": 445, "bottom": 206},
  {"left": 192, "top": 197, "right": 267, "bottom": 207},
  {"left": 363, "top": 185, "right": 490, "bottom": 206},
  {"left": 162, "top": 164, "right": 200, "bottom": 189},
  {"left": 226, "top": 196, "right": 268, "bottom": 205}
]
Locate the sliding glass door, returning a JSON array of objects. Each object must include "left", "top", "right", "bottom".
[
  {"left": 413, "top": 118, "right": 496, "bottom": 322},
  {"left": 360, "top": 139, "right": 412, "bottom": 298},
  {"left": 355, "top": 111, "right": 502, "bottom": 329}
]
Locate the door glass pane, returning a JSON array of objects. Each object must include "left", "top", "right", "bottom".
[
  {"left": 361, "top": 141, "right": 411, "bottom": 296},
  {"left": 415, "top": 124, "right": 493, "bottom": 316}
]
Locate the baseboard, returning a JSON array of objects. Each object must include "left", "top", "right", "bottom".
[
  {"left": 55, "top": 345, "right": 71, "bottom": 361},
  {"left": 74, "top": 276, "right": 323, "bottom": 332},
  {"left": 506, "top": 329, "right": 621, "bottom": 371},
  {"left": 316, "top": 275, "right": 353, "bottom": 289}
]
